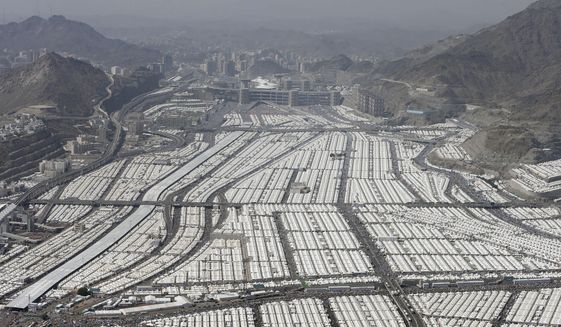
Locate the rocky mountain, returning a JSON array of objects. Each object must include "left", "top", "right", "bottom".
[
  {"left": 104, "top": 67, "right": 163, "bottom": 114},
  {"left": 0, "top": 15, "right": 161, "bottom": 68},
  {"left": 389, "top": 0, "right": 561, "bottom": 121},
  {"left": 308, "top": 55, "right": 354, "bottom": 73},
  {"left": 346, "top": 61, "right": 375, "bottom": 74},
  {"left": 246, "top": 60, "right": 290, "bottom": 77},
  {"left": 374, "top": 34, "right": 469, "bottom": 76},
  {"left": 528, "top": 0, "right": 561, "bottom": 10},
  {"left": 0, "top": 52, "right": 109, "bottom": 116},
  {"left": 367, "top": 0, "right": 561, "bottom": 164}
]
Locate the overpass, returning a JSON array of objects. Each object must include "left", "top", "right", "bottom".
[{"left": 6, "top": 131, "right": 244, "bottom": 310}]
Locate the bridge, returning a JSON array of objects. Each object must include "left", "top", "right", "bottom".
[{"left": 6, "top": 132, "right": 244, "bottom": 310}]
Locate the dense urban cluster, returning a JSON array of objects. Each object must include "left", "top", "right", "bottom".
[{"left": 1, "top": 31, "right": 561, "bottom": 326}]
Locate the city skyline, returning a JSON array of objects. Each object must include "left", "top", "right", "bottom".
[{"left": 2, "top": 0, "right": 535, "bottom": 30}]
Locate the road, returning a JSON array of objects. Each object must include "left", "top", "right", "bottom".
[
  {"left": 334, "top": 131, "right": 425, "bottom": 326},
  {"left": 16, "top": 77, "right": 190, "bottom": 208},
  {"left": 15, "top": 74, "right": 120, "bottom": 207},
  {"left": 6, "top": 90, "right": 561, "bottom": 326},
  {"left": 7, "top": 132, "right": 246, "bottom": 309},
  {"left": 380, "top": 78, "right": 413, "bottom": 90}
]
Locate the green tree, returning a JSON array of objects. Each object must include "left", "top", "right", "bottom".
[{"left": 77, "top": 286, "right": 90, "bottom": 297}]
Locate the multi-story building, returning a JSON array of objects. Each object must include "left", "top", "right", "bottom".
[
  {"left": 67, "top": 134, "right": 98, "bottom": 155},
  {"left": 39, "top": 159, "right": 71, "bottom": 178},
  {"left": 357, "top": 89, "right": 385, "bottom": 116},
  {"left": 68, "top": 140, "right": 96, "bottom": 155},
  {"left": 219, "top": 60, "right": 236, "bottom": 76},
  {"left": 110, "top": 66, "right": 125, "bottom": 76},
  {"left": 0, "top": 115, "right": 46, "bottom": 142},
  {"left": 163, "top": 54, "right": 173, "bottom": 73},
  {"left": 235, "top": 60, "right": 249, "bottom": 73},
  {"left": 127, "top": 112, "right": 145, "bottom": 137},
  {"left": 282, "top": 79, "right": 312, "bottom": 91},
  {"left": 238, "top": 88, "right": 341, "bottom": 107},
  {"left": 148, "top": 63, "right": 164, "bottom": 74},
  {"left": 202, "top": 60, "right": 218, "bottom": 76}
]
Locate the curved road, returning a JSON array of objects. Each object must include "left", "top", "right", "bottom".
[
  {"left": 14, "top": 77, "right": 167, "bottom": 207},
  {"left": 15, "top": 74, "right": 116, "bottom": 206},
  {"left": 7, "top": 132, "right": 245, "bottom": 309}
]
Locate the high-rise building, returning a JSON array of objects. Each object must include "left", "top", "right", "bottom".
[
  {"left": 297, "top": 62, "right": 309, "bottom": 73},
  {"left": 203, "top": 60, "right": 218, "bottom": 76},
  {"left": 236, "top": 60, "right": 249, "bottom": 73},
  {"left": 127, "top": 112, "right": 145, "bottom": 137},
  {"left": 148, "top": 63, "right": 164, "bottom": 74},
  {"left": 97, "top": 123, "right": 107, "bottom": 143},
  {"left": 223, "top": 60, "right": 237, "bottom": 76},
  {"left": 163, "top": 54, "right": 173, "bottom": 73}
]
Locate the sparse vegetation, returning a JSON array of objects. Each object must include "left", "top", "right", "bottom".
[{"left": 76, "top": 286, "right": 91, "bottom": 297}]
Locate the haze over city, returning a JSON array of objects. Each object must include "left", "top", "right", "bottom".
[
  {"left": 1, "top": 0, "right": 561, "bottom": 326},
  {"left": 4, "top": 0, "right": 535, "bottom": 30}
]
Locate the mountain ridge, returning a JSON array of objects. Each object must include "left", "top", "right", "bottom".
[
  {"left": 308, "top": 54, "right": 354, "bottom": 73},
  {"left": 0, "top": 15, "right": 161, "bottom": 68},
  {"left": 365, "top": 0, "right": 561, "bottom": 164},
  {"left": 0, "top": 52, "right": 109, "bottom": 117},
  {"left": 386, "top": 0, "right": 561, "bottom": 122}
]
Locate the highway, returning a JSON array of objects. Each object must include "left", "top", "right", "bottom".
[
  {"left": 15, "top": 75, "right": 119, "bottom": 207},
  {"left": 339, "top": 204, "right": 425, "bottom": 327},
  {"left": 15, "top": 79, "right": 176, "bottom": 207},
  {"left": 334, "top": 131, "right": 425, "bottom": 326},
  {"left": 26, "top": 197, "right": 549, "bottom": 209},
  {"left": 106, "top": 131, "right": 323, "bottom": 291},
  {"left": 6, "top": 132, "right": 245, "bottom": 310},
  {"left": 5, "top": 86, "right": 561, "bottom": 327}
]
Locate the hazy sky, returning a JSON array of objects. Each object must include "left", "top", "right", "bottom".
[{"left": 2, "top": 0, "right": 536, "bottom": 30}]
